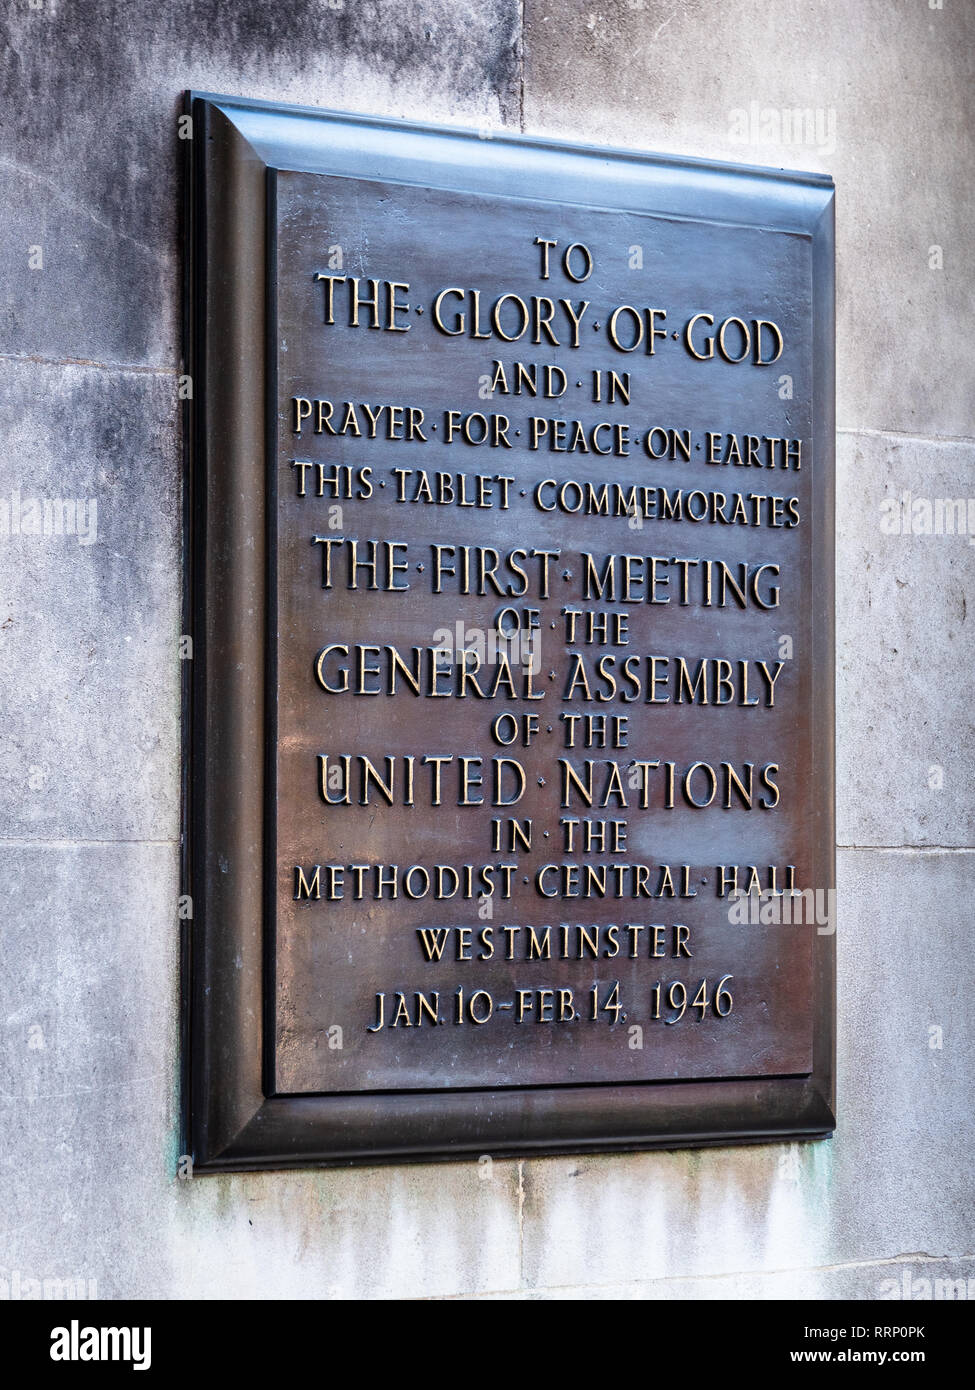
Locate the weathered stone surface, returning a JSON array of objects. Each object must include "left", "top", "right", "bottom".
[
  {"left": 0, "top": 843, "right": 179, "bottom": 1299},
  {"left": 523, "top": 0, "right": 975, "bottom": 438},
  {"left": 169, "top": 1159, "right": 523, "bottom": 1300},
  {"left": 828, "top": 848, "right": 974, "bottom": 1264},
  {"left": 0, "top": 0, "right": 521, "bottom": 368},
  {"left": 479, "top": 1256, "right": 975, "bottom": 1301},
  {"left": 836, "top": 431, "right": 975, "bottom": 847},
  {"left": 518, "top": 1140, "right": 834, "bottom": 1290},
  {"left": 0, "top": 359, "right": 180, "bottom": 842}
]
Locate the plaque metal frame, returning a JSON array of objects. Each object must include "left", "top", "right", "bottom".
[{"left": 182, "top": 92, "right": 836, "bottom": 1171}]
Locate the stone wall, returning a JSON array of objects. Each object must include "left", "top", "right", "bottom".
[{"left": 1, "top": 0, "right": 971, "bottom": 1299}]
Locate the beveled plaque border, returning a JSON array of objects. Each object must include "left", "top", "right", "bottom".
[{"left": 182, "top": 91, "right": 836, "bottom": 1171}]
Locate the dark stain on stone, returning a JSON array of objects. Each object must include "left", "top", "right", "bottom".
[{"left": 0, "top": 0, "right": 521, "bottom": 363}]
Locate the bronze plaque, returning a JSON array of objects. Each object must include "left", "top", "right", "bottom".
[{"left": 184, "top": 94, "right": 835, "bottom": 1168}]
